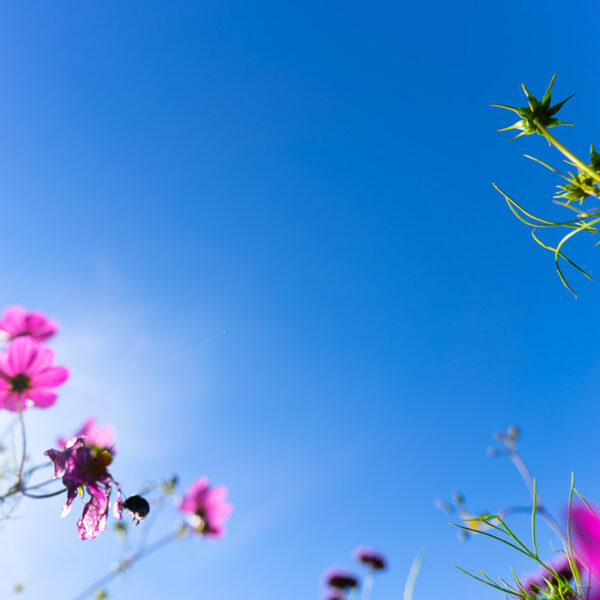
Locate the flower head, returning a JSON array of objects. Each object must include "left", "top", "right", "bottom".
[
  {"left": 571, "top": 504, "right": 600, "bottom": 577},
  {"left": 354, "top": 547, "right": 387, "bottom": 571},
  {"left": 58, "top": 417, "right": 116, "bottom": 454},
  {"left": 491, "top": 74, "right": 574, "bottom": 142},
  {"left": 323, "top": 569, "right": 359, "bottom": 591},
  {"left": 521, "top": 555, "right": 576, "bottom": 597},
  {"left": 0, "top": 337, "right": 69, "bottom": 411},
  {"left": 45, "top": 437, "right": 122, "bottom": 540},
  {"left": 0, "top": 305, "right": 58, "bottom": 342},
  {"left": 178, "top": 477, "right": 233, "bottom": 537}
]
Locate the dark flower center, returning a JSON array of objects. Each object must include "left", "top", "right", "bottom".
[
  {"left": 83, "top": 450, "right": 113, "bottom": 481},
  {"left": 10, "top": 373, "right": 31, "bottom": 393}
]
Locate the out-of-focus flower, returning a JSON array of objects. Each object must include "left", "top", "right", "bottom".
[
  {"left": 354, "top": 547, "right": 387, "bottom": 571},
  {"left": 58, "top": 417, "right": 116, "bottom": 454},
  {"left": 45, "top": 437, "right": 122, "bottom": 540},
  {"left": 571, "top": 504, "right": 600, "bottom": 576},
  {"left": 323, "top": 569, "right": 359, "bottom": 590},
  {"left": 323, "top": 591, "right": 346, "bottom": 600},
  {"left": 521, "top": 555, "right": 576, "bottom": 596},
  {"left": 0, "top": 306, "right": 58, "bottom": 342},
  {"left": 0, "top": 337, "right": 69, "bottom": 411},
  {"left": 179, "top": 477, "right": 233, "bottom": 537}
]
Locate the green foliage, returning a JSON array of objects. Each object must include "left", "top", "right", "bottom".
[{"left": 492, "top": 76, "right": 600, "bottom": 297}]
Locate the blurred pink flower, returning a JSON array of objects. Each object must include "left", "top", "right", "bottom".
[
  {"left": 0, "top": 337, "right": 69, "bottom": 411},
  {"left": 0, "top": 305, "right": 58, "bottom": 342},
  {"left": 45, "top": 437, "right": 122, "bottom": 540},
  {"left": 179, "top": 477, "right": 233, "bottom": 537},
  {"left": 572, "top": 504, "right": 600, "bottom": 578},
  {"left": 354, "top": 546, "right": 387, "bottom": 571},
  {"left": 58, "top": 417, "right": 117, "bottom": 454}
]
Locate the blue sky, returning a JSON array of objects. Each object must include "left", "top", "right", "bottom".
[{"left": 1, "top": 1, "right": 600, "bottom": 599}]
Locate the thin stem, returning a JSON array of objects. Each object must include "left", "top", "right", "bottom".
[
  {"left": 404, "top": 548, "right": 427, "bottom": 600},
  {"left": 71, "top": 529, "right": 183, "bottom": 600},
  {"left": 535, "top": 122, "right": 600, "bottom": 186},
  {"left": 16, "top": 395, "right": 26, "bottom": 487},
  {"left": 506, "top": 448, "right": 566, "bottom": 542},
  {"left": 360, "top": 571, "right": 374, "bottom": 600},
  {"left": 22, "top": 488, "right": 67, "bottom": 499}
]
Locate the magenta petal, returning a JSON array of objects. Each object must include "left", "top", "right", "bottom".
[
  {"left": 26, "top": 344, "right": 55, "bottom": 374},
  {"left": 77, "top": 483, "right": 110, "bottom": 540},
  {"left": 31, "top": 366, "right": 69, "bottom": 388},
  {"left": 7, "top": 337, "right": 37, "bottom": 374},
  {"left": 27, "top": 387, "right": 58, "bottom": 408},
  {"left": 573, "top": 505, "right": 600, "bottom": 577},
  {"left": 2, "top": 393, "right": 22, "bottom": 411}
]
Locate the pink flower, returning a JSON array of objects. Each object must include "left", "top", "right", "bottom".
[
  {"left": 179, "top": 477, "right": 233, "bottom": 537},
  {"left": 45, "top": 437, "right": 122, "bottom": 540},
  {"left": 354, "top": 547, "right": 387, "bottom": 571},
  {"left": 0, "top": 305, "right": 58, "bottom": 342},
  {"left": 572, "top": 504, "right": 600, "bottom": 578},
  {"left": 58, "top": 417, "right": 116, "bottom": 454},
  {"left": 0, "top": 337, "right": 69, "bottom": 411}
]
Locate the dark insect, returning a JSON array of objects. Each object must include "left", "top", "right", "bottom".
[{"left": 122, "top": 494, "right": 150, "bottom": 526}]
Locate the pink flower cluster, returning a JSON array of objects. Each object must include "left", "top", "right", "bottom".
[
  {"left": 0, "top": 304, "right": 234, "bottom": 543},
  {"left": 0, "top": 307, "right": 67, "bottom": 411}
]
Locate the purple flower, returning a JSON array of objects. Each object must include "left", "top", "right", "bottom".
[
  {"left": 323, "top": 569, "right": 360, "bottom": 590},
  {"left": 45, "top": 437, "right": 122, "bottom": 540},
  {"left": 521, "top": 555, "right": 576, "bottom": 596},
  {"left": 179, "top": 477, "right": 233, "bottom": 537},
  {"left": 354, "top": 547, "right": 387, "bottom": 571},
  {"left": 57, "top": 417, "right": 117, "bottom": 454},
  {"left": 323, "top": 592, "right": 347, "bottom": 600},
  {"left": 0, "top": 337, "right": 69, "bottom": 411},
  {"left": 0, "top": 305, "right": 58, "bottom": 342}
]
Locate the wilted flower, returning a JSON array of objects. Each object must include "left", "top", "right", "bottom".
[
  {"left": 0, "top": 306, "right": 58, "bottom": 342},
  {"left": 0, "top": 337, "right": 69, "bottom": 411},
  {"left": 58, "top": 417, "right": 116, "bottom": 454},
  {"left": 354, "top": 547, "right": 387, "bottom": 571},
  {"left": 323, "top": 569, "right": 359, "bottom": 590},
  {"left": 45, "top": 437, "right": 122, "bottom": 540},
  {"left": 179, "top": 477, "right": 233, "bottom": 537}
]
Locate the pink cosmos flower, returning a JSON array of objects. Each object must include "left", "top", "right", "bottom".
[
  {"left": 58, "top": 417, "right": 117, "bottom": 454},
  {"left": 45, "top": 437, "right": 122, "bottom": 540},
  {"left": 572, "top": 504, "right": 600, "bottom": 578},
  {"left": 0, "top": 305, "right": 58, "bottom": 342},
  {"left": 354, "top": 547, "right": 387, "bottom": 571},
  {"left": 179, "top": 477, "right": 233, "bottom": 537},
  {"left": 0, "top": 337, "right": 69, "bottom": 411}
]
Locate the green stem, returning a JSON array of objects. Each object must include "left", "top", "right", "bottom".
[{"left": 535, "top": 121, "right": 600, "bottom": 186}]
